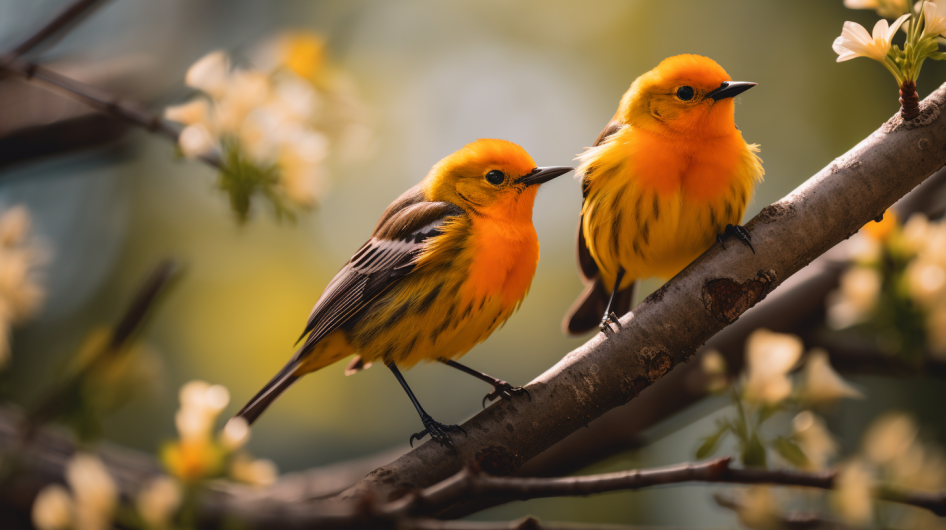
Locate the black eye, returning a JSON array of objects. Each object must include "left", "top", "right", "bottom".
[
  {"left": 676, "top": 86, "right": 695, "bottom": 101},
  {"left": 485, "top": 170, "right": 505, "bottom": 185}
]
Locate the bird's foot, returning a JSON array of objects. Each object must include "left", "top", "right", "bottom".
[
  {"left": 716, "top": 224, "right": 755, "bottom": 254},
  {"left": 409, "top": 413, "right": 466, "bottom": 450},
  {"left": 599, "top": 312, "right": 622, "bottom": 336},
  {"left": 482, "top": 381, "right": 531, "bottom": 408}
]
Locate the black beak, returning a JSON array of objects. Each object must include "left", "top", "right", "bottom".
[
  {"left": 516, "top": 166, "right": 574, "bottom": 186},
  {"left": 706, "top": 81, "right": 756, "bottom": 101}
]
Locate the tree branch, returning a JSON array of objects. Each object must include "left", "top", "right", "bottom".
[
  {"left": 201, "top": 457, "right": 946, "bottom": 528},
  {"left": 301, "top": 88, "right": 946, "bottom": 507},
  {"left": 7, "top": 0, "right": 111, "bottom": 59},
  {"left": 0, "top": 55, "right": 222, "bottom": 168},
  {"left": 0, "top": 54, "right": 222, "bottom": 169}
]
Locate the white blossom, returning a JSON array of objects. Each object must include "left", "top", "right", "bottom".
[
  {"left": 743, "top": 329, "right": 803, "bottom": 404},
  {"left": 793, "top": 411, "right": 838, "bottom": 470},
  {"left": 833, "top": 15, "right": 910, "bottom": 62},
  {"left": 799, "top": 349, "right": 864, "bottom": 405}
]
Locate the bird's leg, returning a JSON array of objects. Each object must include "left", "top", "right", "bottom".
[
  {"left": 716, "top": 224, "right": 755, "bottom": 254},
  {"left": 600, "top": 267, "right": 626, "bottom": 335},
  {"left": 387, "top": 363, "right": 466, "bottom": 449},
  {"left": 439, "top": 359, "right": 531, "bottom": 408}
]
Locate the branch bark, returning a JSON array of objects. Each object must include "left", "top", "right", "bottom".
[{"left": 308, "top": 88, "right": 946, "bottom": 505}]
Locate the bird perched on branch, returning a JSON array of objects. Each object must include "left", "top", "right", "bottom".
[
  {"left": 563, "top": 54, "right": 763, "bottom": 335},
  {"left": 234, "top": 139, "right": 571, "bottom": 447}
]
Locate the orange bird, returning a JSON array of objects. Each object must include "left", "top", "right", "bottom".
[
  {"left": 234, "top": 139, "right": 571, "bottom": 447},
  {"left": 563, "top": 55, "right": 763, "bottom": 335}
]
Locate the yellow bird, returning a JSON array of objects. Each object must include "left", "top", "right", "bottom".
[
  {"left": 234, "top": 139, "right": 572, "bottom": 446},
  {"left": 563, "top": 54, "right": 764, "bottom": 335}
]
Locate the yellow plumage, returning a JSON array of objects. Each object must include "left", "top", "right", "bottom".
[
  {"left": 235, "top": 139, "right": 571, "bottom": 445},
  {"left": 565, "top": 54, "right": 764, "bottom": 334}
]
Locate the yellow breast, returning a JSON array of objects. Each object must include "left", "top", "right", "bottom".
[
  {"left": 349, "top": 215, "right": 539, "bottom": 368},
  {"left": 581, "top": 126, "right": 762, "bottom": 290}
]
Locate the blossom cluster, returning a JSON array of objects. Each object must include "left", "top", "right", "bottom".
[
  {"left": 836, "top": 413, "right": 945, "bottom": 527},
  {"left": 165, "top": 32, "right": 373, "bottom": 220},
  {"left": 161, "top": 380, "right": 277, "bottom": 486},
  {"left": 834, "top": 0, "right": 946, "bottom": 118},
  {"left": 698, "top": 329, "right": 862, "bottom": 470},
  {"left": 826, "top": 211, "right": 946, "bottom": 360},
  {"left": 32, "top": 380, "right": 277, "bottom": 530}
]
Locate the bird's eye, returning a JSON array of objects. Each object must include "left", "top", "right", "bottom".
[
  {"left": 485, "top": 170, "right": 505, "bottom": 185},
  {"left": 676, "top": 86, "right": 695, "bottom": 101}
]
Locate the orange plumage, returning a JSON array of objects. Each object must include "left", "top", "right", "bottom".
[
  {"left": 564, "top": 54, "right": 764, "bottom": 335},
  {"left": 234, "top": 139, "right": 571, "bottom": 446}
]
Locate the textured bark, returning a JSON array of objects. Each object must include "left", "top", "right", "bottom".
[{"left": 308, "top": 87, "right": 946, "bottom": 506}]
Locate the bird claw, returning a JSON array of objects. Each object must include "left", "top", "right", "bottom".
[
  {"left": 482, "top": 382, "right": 532, "bottom": 408},
  {"left": 408, "top": 413, "right": 466, "bottom": 450},
  {"left": 599, "top": 312, "right": 622, "bottom": 336},
  {"left": 716, "top": 224, "right": 755, "bottom": 254}
]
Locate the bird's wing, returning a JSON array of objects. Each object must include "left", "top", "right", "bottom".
[
  {"left": 576, "top": 119, "right": 624, "bottom": 282},
  {"left": 294, "top": 185, "right": 465, "bottom": 360}
]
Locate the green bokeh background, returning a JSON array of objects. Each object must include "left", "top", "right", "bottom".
[{"left": 2, "top": 0, "right": 944, "bottom": 526}]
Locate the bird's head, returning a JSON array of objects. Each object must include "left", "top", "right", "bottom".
[
  {"left": 618, "top": 54, "right": 755, "bottom": 137},
  {"left": 423, "top": 139, "right": 572, "bottom": 220}
]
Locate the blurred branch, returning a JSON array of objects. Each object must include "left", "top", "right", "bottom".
[
  {"left": 0, "top": 0, "right": 223, "bottom": 169},
  {"left": 27, "top": 259, "right": 178, "bottom": 428},
  {"left": 400, "top": 517, "right": 698, "bottom": 530},
  {"left": 7, "top": 0, "right": 111, "bottom": 59},
  {"left": 0, "top": 55, "right": 222, "bottom": 169}
]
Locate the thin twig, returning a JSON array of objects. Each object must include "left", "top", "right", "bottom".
[
  {"left": 27, "top": 259, "right": 180, "bottom": 426},
  {"left": 7, "top": 0, "right": 111, "bottom": 59},
  {"left": 399, "top": 516, "right": 694, "bottom": 530},
  {"left": 379, "top": 458, "right": 944, "bottom": 519},
  {"left": 0, "top": 54, "right": 222, "bottom": 168}
]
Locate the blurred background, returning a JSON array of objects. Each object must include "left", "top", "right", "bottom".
[{"left": 2, "top": 0, "right": 946, "bottom": 527}]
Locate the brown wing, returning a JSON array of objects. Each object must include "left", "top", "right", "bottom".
[
  {"left": 294, "top": 185, "right": 465, "bottom": 359},
  {"left": 576, "top": 119, "right": 624, "bottom": 282}
]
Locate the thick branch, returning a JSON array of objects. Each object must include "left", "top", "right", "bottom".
[
  {"left": 184, "top": 82, "right": 946, "bottom": 526},
  {"left": 312, "top": 89, "right": 946, "bottom": 504}
]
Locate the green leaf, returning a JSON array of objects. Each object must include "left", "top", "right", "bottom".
[
  {"left": 696, "top": 422, "right": 730, "bottom": 459},
  {"left": 218, "top": 139, "right": 293, "bottom": 224},
  {"left": 757, "top": 403, "right": 781, "bottom": 425},
  {"left": 773, "top": 437, "right": 810, "bottom": 468},
  {"left": 742, "top": 433, "right": 767, "bottom": 468},
  {"left": 928, "top": 52, "right": 946, "bottom": 61}
]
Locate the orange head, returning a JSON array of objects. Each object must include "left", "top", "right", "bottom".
[
  {"left": 423, "top": 139, "right": 572, "bottom": 221},
  {"left": 617, "top": 54, "right": 755, "bottom": 138}
]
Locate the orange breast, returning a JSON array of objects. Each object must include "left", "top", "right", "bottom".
[
  {"left": 464, "top": 215, "right": 539, "bottom": 307},
  {"left": 630, "top": 130, "right": 743, "bottom": 202}
]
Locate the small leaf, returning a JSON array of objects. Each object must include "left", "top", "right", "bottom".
[
  {"left": 929, "top": 52, "right": 946, "bottom": 61},
  {"left": 757, "top": 403, "right": 781, "bottom": 424},
  {"left": 696, "top": 422, "right": 730, "bottom": 459},
  {"left": 773, "top": 437, "right": 810, "bottom": 468},
  {"left": 742, "top": 433, "right": 767, "bottom": 468}
]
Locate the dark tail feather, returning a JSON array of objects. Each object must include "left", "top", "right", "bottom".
[
  {"left": 233, "top": 362, "right": 301, "bottom": 425},
  {"left": 562, "top": 278, "right": 637, "bottom": 336}
]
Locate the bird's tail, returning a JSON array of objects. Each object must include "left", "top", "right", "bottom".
[
  {"left": 562, "top": 278, "right": 637, "bottom": 336},
  {"left": 233, "top": 361, "right": 301, "bottom": 425}
]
